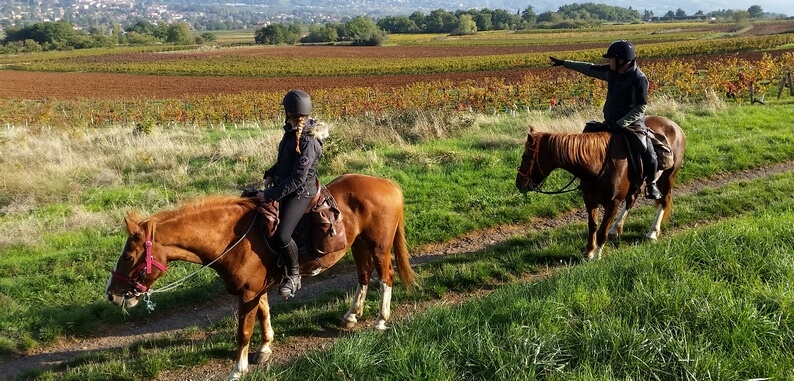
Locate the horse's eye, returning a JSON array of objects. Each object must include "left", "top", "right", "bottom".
[{"left": 123, "top": 255, "right": 133, "bottom": 261}]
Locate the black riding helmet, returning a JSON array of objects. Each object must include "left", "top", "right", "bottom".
[
  {"left": 602, "top": 40, "right": 636, "bottom": 62},
  {"left": 282, "top": 89, "right": 312, "bottom": 115}
]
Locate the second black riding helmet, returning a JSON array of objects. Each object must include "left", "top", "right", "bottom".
[
  {"left": 282, "top": 89, "right": 313, "bottom": 115},
  {"left": 602, "top": 40, "right": 636, "bottom": 62}
]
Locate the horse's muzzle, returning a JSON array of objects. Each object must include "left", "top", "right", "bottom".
[{"left": 107, "top": 291, "right": 139, "bottom": 308}]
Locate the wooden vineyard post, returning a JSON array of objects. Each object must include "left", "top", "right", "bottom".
[{"left": 778, "top": 72, "right": 794, "bottom": 100}]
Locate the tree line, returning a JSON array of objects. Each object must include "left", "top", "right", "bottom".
[{"left": 0, "top": 18, "right": 216, "bottom": 53}]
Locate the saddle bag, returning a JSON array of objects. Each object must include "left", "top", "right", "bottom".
[
  {"left": 309, "top": 190, "right": 346, "bottom": 255},
  {"left": 649, "top": 132, "right": 675, "bottom": 170},
  {"left": 257, "top": 199, "right": 280, "bottom": 239}
]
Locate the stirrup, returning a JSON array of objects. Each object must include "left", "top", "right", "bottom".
[{"left": 279, "top": 275, "right": 301, "bottom": 298}]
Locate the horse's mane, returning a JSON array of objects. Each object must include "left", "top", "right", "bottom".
[
  {"left": 541, "top": 131, "right": 611, "bottom": 165},
  {"left": 146, "top": 195, "right": 256, "bottom": 224}
]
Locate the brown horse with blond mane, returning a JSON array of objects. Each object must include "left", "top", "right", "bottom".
[
  {"left": 516, "top": 115, "right": 686, "bottom": 260},
  {"left": 105, "top": 174, "right": 417, "bottom": 381}
]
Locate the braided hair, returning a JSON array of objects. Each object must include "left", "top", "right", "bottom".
[{"left": 286, "top": 110, "right": 309, "bottom": 153}]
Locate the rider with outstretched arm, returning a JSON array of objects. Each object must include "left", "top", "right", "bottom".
[{"left": 549, "top": 40, "right": 661, "bottom": 200}]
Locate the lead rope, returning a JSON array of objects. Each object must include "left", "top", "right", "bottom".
[{"left": 141, "top": 214, "right": 258, "bottom": 313}]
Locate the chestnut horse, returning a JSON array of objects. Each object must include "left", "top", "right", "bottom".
[
  {"left": 105, "top": 174, "right": 417, "bottom": 381},
  {"left": 516, "top": 115, "right": 686, "bottom": 260}
]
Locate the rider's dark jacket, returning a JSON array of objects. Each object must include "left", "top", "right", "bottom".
[
  {"left": 263, "top": 119, "right": 322, "bottom": 201},
  {"left": 562, "top": 60, "right": 649, "bottom": 128}
]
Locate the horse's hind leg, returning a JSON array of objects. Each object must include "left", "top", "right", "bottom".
[
  {"left": 372, "top": 241, "right": 396, "bottom": 331},
  {"left": 647, "top": 170, "right": 675, "bottom": 240},
  {"left": 583, "top": 204, "right": 600, "bottom": 260},
  {"left": 342, "top": 240, "right": 373, "bottom": 329},
  {"left": 608, "top": 201, "right": 628, "bottom": 240}
]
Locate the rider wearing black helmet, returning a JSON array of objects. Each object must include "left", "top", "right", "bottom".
[
  {"left": 549, "top": 40, "right": 662, "bottom": 200},
  {"left": 262, "top": 89, "right": 325, "bottom": 297}
]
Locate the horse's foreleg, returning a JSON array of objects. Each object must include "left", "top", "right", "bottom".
[
  {"left": 227, "top": 298, "right": 258, "bottom": 381},
  {"left": 583, "top": 205, "right": 600, "bottom": 260},
  {"left": 594, "top": 201, "right": 622, "bottom": 254},
  {"left": 646, "top": 203, "right": 665, "bottom": 241},
  {"left": 342, "top": 283, "right": 368, "bottom": 329},
  {"left": 608, "top": 201, "right": 628, "bottom": 240},
  {"left": 252, "top": 293, "right": 273, "bottom": 364}
]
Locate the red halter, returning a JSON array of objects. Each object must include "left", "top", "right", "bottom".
[{"left": 112, "top": 230, "right": 168, "bottom": 296}]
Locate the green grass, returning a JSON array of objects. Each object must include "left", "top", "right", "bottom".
[
  {"left": 15, "top": 167, "right": 794, "bottom": 380},
  {"left": 252, "top": 188, "right": 794, "bottom": 380},
  {"left": 1, "top": 103, "right": 794, "bottom": 361}
]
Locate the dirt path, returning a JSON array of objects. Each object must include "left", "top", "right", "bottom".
[{"left": 2, "top": 161, "right": 793, "bottom": 381}]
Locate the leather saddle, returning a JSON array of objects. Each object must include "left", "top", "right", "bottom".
[{"left": 242, "top": 182, "right": 347, "bottom": 256}]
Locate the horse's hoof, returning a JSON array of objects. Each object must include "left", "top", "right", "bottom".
[
  {"left": 373, "top": 320, "right": 388, "bottom": 331},
  {"left": 341, "top": 319, "right": 357, "bottom": 329}
]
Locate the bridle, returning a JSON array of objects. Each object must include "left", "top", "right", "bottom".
[
  {"left": 111, "top": 229, "right": 168, "bottom": 298},
  {"left": 517, "top": 136, "right": 545, "bottom": 191},
  {"left": 110, "top": 214, "right": 258, "bottom": 302},
  {"left": 517, "top": 135, "right": 579, "bottom": 195}
]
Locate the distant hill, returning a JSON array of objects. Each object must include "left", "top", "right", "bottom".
[{"left": 169, "top": 0, "right": 789, "bottom": 17}]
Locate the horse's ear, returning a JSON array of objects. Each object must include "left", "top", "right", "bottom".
[
  {"left": 528, "top": 125, "right": 536, "bottom": 133},
  {"left": 124, "top": 211, "right": 144, "bottom": 237}
]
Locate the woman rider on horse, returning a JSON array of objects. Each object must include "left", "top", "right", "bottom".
[{"left": 262, "top": 89, "right": 323, "bottom": 298}]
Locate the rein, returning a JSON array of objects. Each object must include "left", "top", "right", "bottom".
[
  {"left": 115, "top": 213, "right": 258, "bottom": 312},
  {"left": 517, "top": 135, "right": 580, "bottom": 195}
]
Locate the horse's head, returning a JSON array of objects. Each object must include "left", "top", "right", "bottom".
[
  {"left": 516, "top": 132, "right": 548, "bottom": 194},
  {"left": 105, "top": 211, "right": 168, "bottom": 308}
]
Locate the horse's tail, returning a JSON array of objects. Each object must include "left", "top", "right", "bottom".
[{"left": 394, "top": 211, "right": 417, "bottom": 291}]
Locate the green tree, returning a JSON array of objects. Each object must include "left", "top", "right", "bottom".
[
  {"left": 344, "top": 16, "right": 386, "bottom": 46},
  {"left": 302, "top": 23, "right": 338, "bottom": 43},
  {"left": 747, "top": 5, "right": 764, "bottom": 18},
  {"left": 521, "top": 6, "right": 537, "bottom": 24},
  {"left": 254, "top": 23, "right": 301, "bottom": 45},
  {"left": 475, "top": 12, "right": 493, "bottom": 31},
  {"left": 2, "top": 21, "right": 76, "bottom": 45},
  {"left": 377, "top": 16, "right": 419, "bottom": 34},
  {"left": 732, "top": 10, "right": 750, "bottom": 23},
  {"left": 165, "top": 22, "right": 193, "bottom": 44},
  {"left": 452, "top": 14, "right": 477, "bottom": 35}
]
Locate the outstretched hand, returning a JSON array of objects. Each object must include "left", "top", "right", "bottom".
[{"left": 549, "top": 56, "right": 564, "bottom": 66}]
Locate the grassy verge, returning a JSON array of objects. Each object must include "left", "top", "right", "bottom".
[{"left": 272, "top": 209, "right": 794, "bottom": 380}]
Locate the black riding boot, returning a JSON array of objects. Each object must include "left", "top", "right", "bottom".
[
  {"left": 642, "top": 138, "right": 662, "bottom": 200},
  {"left": 278, "top": 239, "right": 301, "bottom": 298}
]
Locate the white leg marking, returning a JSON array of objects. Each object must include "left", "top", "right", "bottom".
[
  {"left": 608, "top": 202, "right": 628, "bottom": 237},
  {"left": 227, "top": 343, "right": 249, "bottom": 381},
  {"left": 256, "top": 296, "right": 273, "bottom": 362},
  {"left": 592, "top": 245, "right": 603, "bottom": 261},
  {"left": 646, "top": 205, "right": 665, "bottom": 241},
  {"left": 343, "top": 284, "right": 368, "bottom": 328},
  {"left": 374, "top": 282, "right": 392, "bottom": 331}
]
